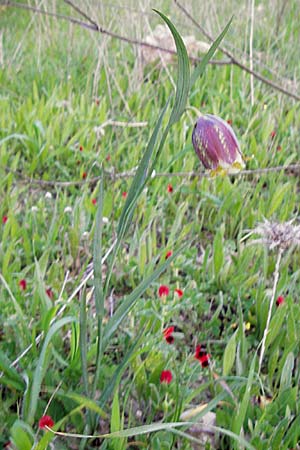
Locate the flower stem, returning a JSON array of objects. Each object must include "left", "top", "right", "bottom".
[{"left": 258, "top": 248, "right": 283, "bottom": 373}]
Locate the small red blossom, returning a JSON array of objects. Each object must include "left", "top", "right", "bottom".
[
  {"left": 165, "top": 250, "right": 173, "bottom": 259},
  {"left": 79, "top": 145, "right": 83, "bottom": 152},
  {"left": 276, "top": 295, "right": 284, "bottom": 307},
  {"left": 163, "top": 326, "right": 175, "bottom": 344},
  {"left": 270, "top": 130, "right": 276, "bottom": 139},
  {"left": 106, "top": 154, "right": 111, "bottom": 162},
  {"left": 92, "top": 198, "right": 97, "bottom": 205},
  {"left": 95, "top": 99, "right": 100, "bottom": 106},
  {"left": 122, "top": 191, "right": 127, "bottom": 199},
  {"left": 227, "top": 119, "right": 233, "bottom": 125},
  {"left": 276, "top": 145, "right": 282, "bottom": 151},
  {"left": 174, "top": 288, "right": 183, "bottom": 298},
  {"left": 167, "top": 183, "right": 173, "bottom": 193},
  {"left": 38, "top": 415, "right": 55, "bottom": 429},
  {"left": 2, "top": 215, "right": 8, "bottom": 224},
  {"left": 82, "top": 172, "right": 87, "bottom": 179},
  {"left": 195, "top": 345, "right": 211, "bottom": 367},
  {"left": 160, "top": 370, "right": 172, "bottom": 384},
  {"left": 158, "top": 285, "right": 169, "bottom": 297},
  {"left": 19, "top": 279, "right": 27, "bottom": 291},
  {"left": 46, "top": 288, "right": 54, "bottom": 299}
]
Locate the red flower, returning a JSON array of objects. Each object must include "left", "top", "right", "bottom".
[
  {"left": 46, "top": 288, "right": 54, "bottom": 299},
  {"left": 106, "top": 154, "right": 111, "bottom": 162},
  {"left": 79, "top": 145, "right": 83, "bottom": 152},
  {"left": 122, "top": 191, "right": 127, "bottom": 199},
  {"left": 92, "top": 198, "right": 97, "bottom": 205},
  {"left": 167, "top": 184, "right": 173, "bottom": 193},
  {"left": 82, "top": 172, "right": 87, "bottom": 179},
  {"left": 195, "top": 345, "right": 211, "bottom": 368},
  {"left": 158, "top": 285, "right": 169, "bottom": 297},
  {"left": 163, "top": 326, "right": 175, "bottom": 344},
  {"left": 38, "top": 415, "right": 55, "bottom": 429},
  {"left": 160, "top": 370, "right": 172, "bottom": 384},
  {"left": 226, "top": 119, "right": 233, "bottom": 125},
  {"left": 165, "top": 250, "right": 173, "bottom": 259},
  {"left": 2, "top": 215, "right": 8, "bottom": 224},
  {"left": 19, "top": 279, "right": 27, "bottom": 291},
  {"left": 174, "top": 288, "right": 183, "bottom": 298},
  {"left": 270, "top": 130, "right": 276, "bottom": 139},
  {"left": 276, "top": 295, "right": 284, "bottom": 307},
  {"left": 276, "top": 145, "right": 282, "bottom": 151}
]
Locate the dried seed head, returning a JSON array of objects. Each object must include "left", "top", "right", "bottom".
[
  {"left": 248, "top": 219, "right": 300, "bottom": 251},
  {"left": 192, "top": 114, "right": 245, "bottom": 173}
]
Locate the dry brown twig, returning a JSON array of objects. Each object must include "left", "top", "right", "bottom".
[
  {"left": 1, "top": 0, "right": 229, "bottom": 66},
  {"left": 2, "top": 0, "right": 300, "bottom": 100},
  {"left": 173, "top": 0, "right": 300, "bottom": 102},
  {"left": 4, "top": 164, "right": 300, "bottom": 188}
]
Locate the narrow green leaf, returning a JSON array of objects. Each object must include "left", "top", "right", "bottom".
[
  {"left": 233, "top": 354, "right": 256, "bottom": 436},
  {"left": 190, "top": 17, "right": 233, "bottom": 87},
  {"left": 213, "top": 227, "right": 224, "bottom": 278},
  {"left": 92, "top": 174, "right": 105, "bottom": 396},
  {"left": 0, "top": 350, "right": 25, "bottom": 391},
  {"left": 11, "top": 420, "right": 34, "bottom": 450},
  {"left": 103, "top": 245, "right": 186, "bottom": 348},
  {"left": 223, "top": 332, "right": 237, "bottom": 376},
  {"left": 265, "top": 304, "right": 286, "bottom": 349},
  {"left": 279, "top": 353, "right": 294, "bottom": 392},
  {"left": 27, "top": 316, "right": 76, "bottom": 424},
  {"left": 154, "top": 10, "right": 190, "bottom": 125}
]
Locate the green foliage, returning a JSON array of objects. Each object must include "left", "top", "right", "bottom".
[{"left": 0, "top": 1, "right": 300, "bottom": 449}]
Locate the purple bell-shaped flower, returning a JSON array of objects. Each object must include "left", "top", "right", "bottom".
[{"left": 192, "top": 114, "right": 245, "bottom": 174}]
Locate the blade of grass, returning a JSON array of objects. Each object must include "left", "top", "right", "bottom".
[
  {"left": 91, "top": 174, "right": 104, "bottom": 397},
  {"left": 103, "top": 245, "right": 186, "bottom": 349},
  {"left": 0, "top": 350, "right": 25, "bottom": 391},
  {"left": 232, "top": 353, "right": 256, "bottom": 438},
  {"left": 154, "top": 10, "right": 190, "bottom": 126},
  {"left": 27, "top": 316, "right": 76, "bottom": 424},
  {"left": 190, "top": 17, "right": 233, "bottom": 88}
]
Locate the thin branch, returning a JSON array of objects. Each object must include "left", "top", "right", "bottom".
[
  {"left": 4, "top": 164, "right": 300, "bottom": 188},
  {"left": 174, "top": 0, "right": 300, "bottom": 102},
  {"left": 1, "top": 1, "right": 230, "bottom": 66}
]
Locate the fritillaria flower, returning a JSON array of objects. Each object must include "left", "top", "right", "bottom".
[{"left": 192, "top": 114, "right": 245, "bottom": 174}]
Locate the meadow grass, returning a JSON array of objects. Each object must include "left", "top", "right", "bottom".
[{"left": 0, "top": 1, "right": 300, "bottom": 449}]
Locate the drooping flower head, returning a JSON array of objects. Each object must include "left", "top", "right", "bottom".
[{"left": 192, "top": 114, "right": 245, "bottom": 174}]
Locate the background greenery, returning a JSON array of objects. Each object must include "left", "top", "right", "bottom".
[{"left": 0, "top": 0, "right": 300, "bottom": 448}]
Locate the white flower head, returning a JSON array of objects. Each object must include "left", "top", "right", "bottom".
[{"left": 246, "top": 219, "right": 300, "bottom": 251}]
